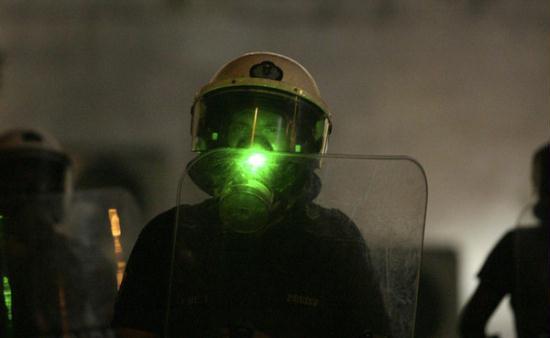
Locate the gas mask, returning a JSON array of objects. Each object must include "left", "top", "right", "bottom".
[{"left": 188, "top": 147, "right": 316, "bottom": 234}]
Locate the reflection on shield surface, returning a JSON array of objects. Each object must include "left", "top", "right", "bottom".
[
  {"left": 0, "top": 189, "right": 141, "bottom": 338},
  {"left": 166, "top": 149, "right": 427, "bottom": 338}
]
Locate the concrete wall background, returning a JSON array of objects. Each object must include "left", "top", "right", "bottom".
[{"left": 1, "top": 1, "right": 548, "bottom": 336}]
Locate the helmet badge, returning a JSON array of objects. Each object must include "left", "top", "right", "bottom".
[{"left": 249, "top": 61, "right": 283, "bottom": 81}]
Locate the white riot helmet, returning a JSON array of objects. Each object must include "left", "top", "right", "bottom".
[{"left": 190, "top": 52, "right": 332, "bottom": 155}]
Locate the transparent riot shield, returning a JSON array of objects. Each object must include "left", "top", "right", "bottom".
[
  {"left": 166, "top": 149, "right": 427, "bottom": 338},
  {"left": 0, "top": 189, "right": 141, "bottom": 338}
]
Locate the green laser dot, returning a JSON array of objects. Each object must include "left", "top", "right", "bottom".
[
  {"left": 247, "top": 153, "right": 266, "bottom": 169},
  {"left": 211, "top": 132, "right": 219, "bottom": 141},
  {"left": 3, "top": 276, "right": 12, "bottom": 321},
  {"left": 295, "top": 144, "right": 302, "bottom": 153}
]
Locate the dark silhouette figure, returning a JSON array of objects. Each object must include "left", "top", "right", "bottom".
[
  {"left": 459, "top": 143, "right": 550, "bottom": 338},
  {"left": 0, "top": 129, "right": 116, "bottom": 337}
]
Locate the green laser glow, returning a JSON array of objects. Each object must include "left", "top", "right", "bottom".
[
  {"left": 235, "top": 149, "right": 276, "bottom": 182},
  {"left": 247, "top": 153, "right": 267, "bottom": 169},
  {"left": 211, "top": 132, "right": 219, "bottom": 141},
  {"left": 0, "top": 215, "right": 13, "bottom": 324},
  {"left": 2, "top": 276, "right": 12, "bottom": 321}
]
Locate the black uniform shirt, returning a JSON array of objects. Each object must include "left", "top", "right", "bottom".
[
  {"left": 478, "top": 225, "right": 549, "bottom": 338},
  {"left": 112, "top": 199, "right": 391, "bottom": 337}
]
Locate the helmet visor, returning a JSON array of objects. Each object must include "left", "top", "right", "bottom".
[{"left": 191, "top": 87, "right": 330, "bottom": 154}]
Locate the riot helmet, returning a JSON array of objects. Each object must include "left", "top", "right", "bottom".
[
  {"left": 190, "top": 52, "right": 331, "bottom": 155},
  {"left": 0, "top": 128, "right": 71, "bottom": 196},
  {"left": 0, "top": 128, "right": 72, "bottom": 252},
  {"left": 188, "top": 52, "right": 331, "bottom": 233}
]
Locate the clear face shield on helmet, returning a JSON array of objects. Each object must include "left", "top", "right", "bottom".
[
  {"left": 189, "top": 87, "right": 331, "bottom": 233},
  {"left": 191, "top": 87, "right": 330, "bottom": 155}
]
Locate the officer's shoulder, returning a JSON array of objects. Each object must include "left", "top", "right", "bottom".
[
  {"left": 503, "top": 225, "right": 547, "bottom": 245},
  {"left": 141, "top": 200, "right": 215, "bottom": 235},
  {"left": 137, "top": 207, "right": 176, "bottom": 241},
  {"left": 302, "top": 203, "right": 362, "bottom": 241}
]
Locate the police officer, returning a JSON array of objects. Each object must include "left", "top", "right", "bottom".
[
  {"left": 0, "top": 128, "right": 86, "bottom": 337},
  {"left": 112, "top": 52, "right": 391, "bottom": 338},
  {"left": 459, "top": 143, "right": 550, "bottom": 338}
]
